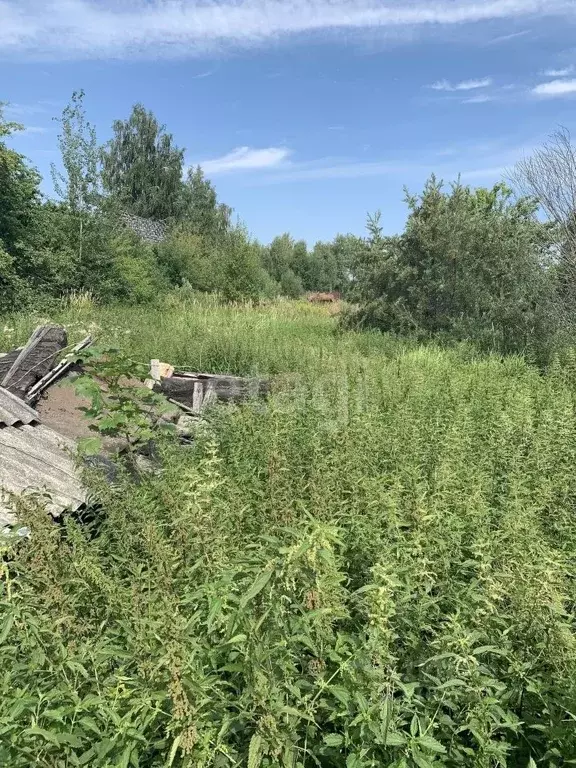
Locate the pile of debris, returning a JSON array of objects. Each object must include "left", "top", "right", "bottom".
[
  {"left": 0, "top": 326, "right": 91, "bottom": 532},
  {"left": 0, "top": 325, "right": 269, "bottom": 534}
]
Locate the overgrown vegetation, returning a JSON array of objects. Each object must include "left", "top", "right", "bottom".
[
  {"left": 4, "top": 86, "right": 576, "bottom": 764},
  {"left": 2, "top": 297, "right": 576, "bottom": 766}
]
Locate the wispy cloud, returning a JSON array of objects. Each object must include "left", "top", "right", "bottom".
[
  {"left": 486, "top": 29, "right": 530, "bottom": 44},
  {"left": 4, "top": 102, "right": 46, "bottom": 116},
  {"left": 461, "top": 94, "right": 493, "bottom": 103},
  {"left": 0, "top": 0, "right": 574, "bottom": 60},
  {"left": 21, "top": 125, "right": 47, "bottom": 134},
  {"left": 200, "top": 146, "right": 290, "bottom": 174},
  {"left": 244, "top": 138, "right": 532, "bottom": 185},
  {"left": 532, "top": 78, "right": 576, "bottom": 96},
  {"left": 542, "top": 66, "right": 573, "bottom": 76},
  {"left": 190, "top": 70, "right": 215, "bottom": 79},
  {"left": 430, "top": 77, "right": 492, "bottom": 91}
]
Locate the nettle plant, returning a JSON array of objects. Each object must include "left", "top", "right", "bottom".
[{"left": 71, "top": 345, "right": 177, "bottom": 456}]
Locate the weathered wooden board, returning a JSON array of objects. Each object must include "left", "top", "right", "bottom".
[
  {"left": 158, "top": 372, "right": 269, "bottom": 411},
  {"left": 1, "top": 326, "right": 67, "bottom": 399},
  {"left": 25, "top": 335, "right": 92, "bottom": 404},
  {"left": 0, "top": 349, "right": 22, "bottom": 381}
]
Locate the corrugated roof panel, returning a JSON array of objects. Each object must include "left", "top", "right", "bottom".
[
  {"left": 0, "top": 386, "right": 39, "bottom": 427},
  {"left": 0, "top": 422, "right": 86, "bottom": 519}
]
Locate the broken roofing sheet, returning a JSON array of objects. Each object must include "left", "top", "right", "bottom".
[
  {"left": 0, "top": 387, "right": 86, "bottom": 530},
  {"left": 0, "top": 326, "right": 88, "bottom": 532}
]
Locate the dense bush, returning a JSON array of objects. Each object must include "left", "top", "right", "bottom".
[{"left": 349, "top": 179, "right": 561, "bottom": 361}]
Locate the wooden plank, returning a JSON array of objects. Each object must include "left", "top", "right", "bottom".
[
  {"left": 1, "top": 325, "right": 67, "bottom": 399},
  {"left": 173, "top": 370, "right": 269, "bottom": 396},
  {"left": 192, "top": 381, "right": 204, "bottom": 414},
  {"left": 158, "top": 373, "right": 268, "bottom": 409},
  {"left": 0, "top": 348, "right": 22, "bottom": 381},
  {"left": 25, "top": 336, "right": 92, "bottom": 404}
]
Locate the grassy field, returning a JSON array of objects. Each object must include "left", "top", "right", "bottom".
[{"left": 2, "top": 295, "right": 576, "bottom": 766}]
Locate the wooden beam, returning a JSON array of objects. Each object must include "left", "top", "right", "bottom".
[
  {"left": 1, "top": 326, "right": 67, "bottom": 399},
  {"left": 158, "top": 372, "right": 269, "bottom": 410},
  {"left": 25, "top": 336, "right": 92, "bottom": 404}
]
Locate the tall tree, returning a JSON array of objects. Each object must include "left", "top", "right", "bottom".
[
  {"left": 512, "top": 128, "right": 576, "bottom": 319},
  {"left": 51, "top": 90, "right": 101, "bottom": 265},
  {"left": 101, "top": 104, "right": 184, "bottom": 220},
  {"left": 0, "top": 104, "right": 41, "bottom": 255},
  {"left": 182, "top": 166, "right": 231, "bottom": 241}
]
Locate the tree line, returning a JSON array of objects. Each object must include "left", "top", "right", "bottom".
[
  {"left": 0, "top": 91, "right": 357, "bottom": 310},
  {"left": 2, "top": 90, "right": 576, "bottom": 362}
]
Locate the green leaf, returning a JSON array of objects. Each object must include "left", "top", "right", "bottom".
[
  {"left": 323, "top": 734, "right": 344, "bottom": 747},
  {"left": 239, "top": 567, "right": 274, "bottom": 607},
  {"left": 165, "top": 735, "right": 181, "bottom": 767},
  {"left": 25, "top": 726, "right": 60, "bottom": 745},
  {"left": 436, "top": 678, "right": 466, "bottom": 690},
  {"left": 329, "top": 686, "right": 351, "bottom": 707},
  {"left": 411, "top": 747, "right": 435, "bottom": 768},
  {"left": 248, "top": 733, "right": 263, "bottom": 768},
  {"left": 223, "top": 633, "right": 247, "bottom": 646},
  {"left": 418, "top": 735, "right": 446, "bottom": 754},
  {"left": 384, "top": 732, "right": 407, "bottom": 746},
  {"left": 77, "top": 436, "right": 103, "bottom": 456},
  {"left": 0, "top": 613, "right": 14, "bottom": 644},
  {"left": 78, "top": 748, "right": 96, "bottom": 766}
]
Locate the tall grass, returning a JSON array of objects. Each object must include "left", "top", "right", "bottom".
[{"left": 2, "top": 297, "right": 576, "bottom": 766}]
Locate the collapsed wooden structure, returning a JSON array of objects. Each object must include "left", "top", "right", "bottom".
[{"left": 0, "top": 325, "right": 269, "bottom": 533}]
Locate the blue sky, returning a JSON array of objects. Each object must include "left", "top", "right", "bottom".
[{"left": 2, "top": 1, "right": 576, "bottom": 244}]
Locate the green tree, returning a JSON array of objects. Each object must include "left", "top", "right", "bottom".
[
  {"left": 50, "top": 90, "right": 103, "bottom": 271},
  {"left": 350, "top": 177, "right": 558, "bottom": 359},
  {"left": 279, "top": 268, "right": 304, "bottom": 298},
  {"left": 220, "top": 226, "right": 267, "bottom": 302},
  {"left": 101, "top": 104, "right": 184, "bottom": 220},
  {"left": 0, "top": 105, "right": 41, "bottom": 256},
  {"left": 181, "top": 166, "right": 231, "bottom": 241},
  {"left": 0, "top": 243, "right": 23, "bottom": 312},
  {"left": 265, "top": 233, "right": 296, "bottom": 283}
]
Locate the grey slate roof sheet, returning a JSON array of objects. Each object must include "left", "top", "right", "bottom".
[
  {"left": 0, "top": 387, "right": 86, "bottom": 528},
  {"left": 0, "top": 386, "right": 38, "bottom": 427}
]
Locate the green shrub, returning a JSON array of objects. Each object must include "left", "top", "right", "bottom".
[
  {"left": 350, "top": 179, "right": 561, "bottom": 362},
  {"left": 111, "top": 232, "right": 168, "bottom": 304}
]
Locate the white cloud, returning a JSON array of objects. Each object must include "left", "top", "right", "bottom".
[
  {"left": 542, "top": 66, "right": 573, "bottom": 76},
  {"left": 487, "top": 29, "right": 530, "bottom": 44},
  {"left": 532, "top": 78, "right": 576, "bottom": 96},
  {"left": 190, "top": 70, "right": 215, "bottom": 79},
  {"left": 0, "top": 0, "right": 574, "bottom": 59},
  {"left": 4, "top": 102, "right": 46, "bottom": 116},
  {"left": 200, "top": 146, "right": 290, "bottom": 173},
  {"left": 462, "top": 94, "right": 492, "bottom": 103},
  {"left": 431, "top": 77, "right": 492, "bottom": 91},
  {"left": 246, "top": 138, "right": 531, "bottom": 184}
]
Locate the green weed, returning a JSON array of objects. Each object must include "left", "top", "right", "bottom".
[{"left": 1, "top": 298, "right": 576, "bottom": 765}]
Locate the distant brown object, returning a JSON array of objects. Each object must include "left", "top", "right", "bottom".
[{"left": 307, "top": 291, "right": 340, "bottom": 303}]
